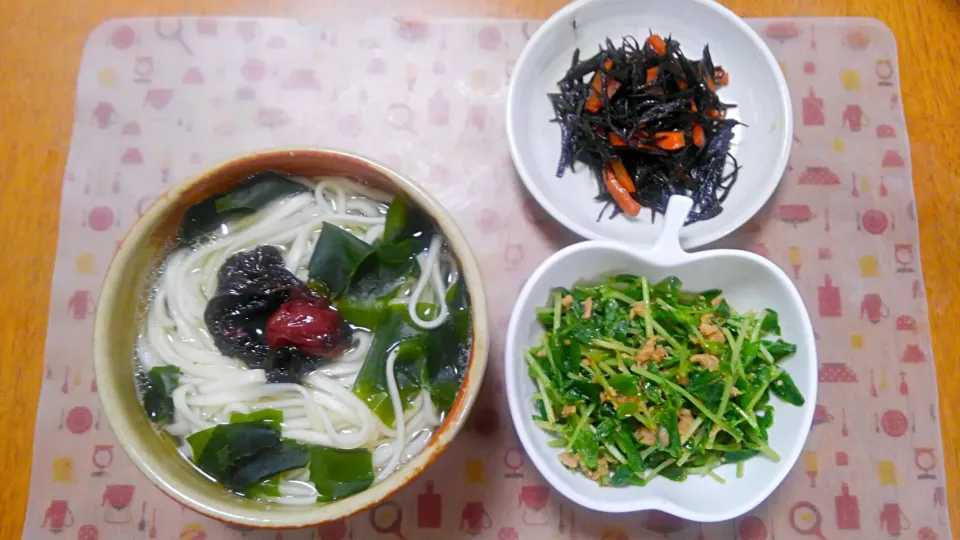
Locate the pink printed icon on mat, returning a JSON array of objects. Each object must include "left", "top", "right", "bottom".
[
  {"left": 802, "top": 88, "right": 825, "bottom": 125},
  {"left": 67, "top": 289, "right": 95, "bottom": 319},
  {"left": 41, "top": 500, "right": 74, "bottom": 533},
  {"left": 317, "top": 519, "right": 347, "bottom": 540},
  {"left": 111, "top": 25, "right": 135, "bottom": 49},
  {"left": 738, "top": 516, "right": 767, "bottom": 540},
  {"left": 835, "top": 483, "right": 861, "bottom": 530},
  {"left": 460, "top": 501, "right": 492, "bottom": 534},
  {"left": 763, "top": 21, "right": 800, "bottom": 41},
  {"left": 143, "top": 88, "right": 173, "bottom": 110},
  {"left": 841, "top": 104, "right": 869, "bottom": 131},
  {"left": 92, "top": 102, "right": 119, "bottom": 129}
]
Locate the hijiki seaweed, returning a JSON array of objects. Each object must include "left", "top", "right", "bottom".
[{"left": 549, "top": 35, "right": 742, "bottom": 223}]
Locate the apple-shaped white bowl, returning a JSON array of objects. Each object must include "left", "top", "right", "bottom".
[
  {"left": 504, "top": 197, "right": 816, "bottom": 521},
  {"left": 507, "top": 0, "right": 792, "bottom": 248}
]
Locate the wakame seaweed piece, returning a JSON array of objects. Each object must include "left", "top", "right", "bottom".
[
  {"left": 142, "top": 365, "right": 181, "bottom": 425},
  {"left": 244, "top": 475, "right": 281, "bottom": 498},
  {"left": 307, "top": 224, "right": 374, "bottom": 297},
  {"left": 180, "top": 171, "right": 311, "bottom": 243},
  {"left": 187, "top": 422, "right": 283, "bottom": 488},
  {"left": 227, "top": 439, "right": 310, "bottom": 492},
  {"left": 308, "top": 446, "right": 375, "bottom": 502},
  {"left": 352, "top": 304, "right": 427, "bottom": 426},
  {"left": 378, "top": 194, "right": 436, "bottom": 260},
  {"left": 230, "top": 408, "right": 284, "bottom": 425},
  {"left": 335, "top": 253, "right": 415, "bottom": 330},
  {"left": 422, "top": 278, "right": 473, "bottom": 411}
]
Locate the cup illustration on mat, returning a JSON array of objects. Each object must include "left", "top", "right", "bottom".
[
  {"left": 417, "top": 481, "right": 441, "bottom": 528},
  {"left": 860, "top": 293, "right": 889, "bottom": 324},
  {"left": 41, "top": 500, "right": 74, "bottom": 533}
]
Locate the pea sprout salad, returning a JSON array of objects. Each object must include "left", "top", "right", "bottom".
[{"left": 524, "top": 274, "right": 804, "bottom": 486}]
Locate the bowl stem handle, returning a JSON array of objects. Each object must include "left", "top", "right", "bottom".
[{"left": 651, "top": 196, "right": 693, "bottom": 258}]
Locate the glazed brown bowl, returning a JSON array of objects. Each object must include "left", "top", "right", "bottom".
[{"left": 93, "top": 148, "right": 489, "bottom": 528}]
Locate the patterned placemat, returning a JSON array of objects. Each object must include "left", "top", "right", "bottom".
[{"left": 26, "top": 16, "right": 950, "bottom": 540}]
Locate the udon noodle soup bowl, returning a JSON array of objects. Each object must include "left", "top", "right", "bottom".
[{"left": 94, "top": 148, "right": 489, "bottom": 528}]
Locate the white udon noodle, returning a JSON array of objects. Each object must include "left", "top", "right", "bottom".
[{"left": 137, "top": 176, "right": 459, "bottom": 505}]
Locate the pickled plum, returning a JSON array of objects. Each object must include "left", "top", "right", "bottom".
[{"left": 203, "top": 245, "right": 350, "bottom": 382}]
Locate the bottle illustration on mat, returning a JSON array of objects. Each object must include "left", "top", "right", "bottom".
[
  {"left": 802, "top": 88, "right": 825, "bottom": 125},
  {"left": 817, "top": 275, "right": 841, "bottom": 317},
  {"left": 418, "top": 481, "right": 441, "bottom": 529},
  {"left": 835, "top": 483, "right": 861, "bottom": 530}
]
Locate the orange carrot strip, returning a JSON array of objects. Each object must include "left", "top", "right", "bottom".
[
  {"left": 604, "top": 167, "right": 642, "bottom": 216},
  {"left": 705, "top": 73, "right": 716, "bottom": 92},
  {"left": 692, "top": 124, "right": 706, "bottom": 148},
  {"left": 647, "top": 34, "right": 667, "bottom": 56},
  {"left": 610, "top": 160, "right": 636, "bottom": 193},
  {"left": 584, "top": 60, "right": 618, "bottom": 113},
  {"left": 646, "top": 67, "right": 659, "bottom": 83},
  {"left": 655, "top": 131, "right": 686, "bottom": 151},
  {"left": 608, "top": 132, "right": 628, "bottom": 147},
  {"left": 706, "top": 108, "right": 725, "bottom": 119},
  {"left": 716, "top": 70, "right": 730, "bottom": 86}
]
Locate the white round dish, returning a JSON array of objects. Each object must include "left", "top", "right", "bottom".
[
  {"left": 506, "top": 0, "right": 792, "bottom": 248},
  {"left": 504, "top": 196, "right": 816, "bottom": 520}
]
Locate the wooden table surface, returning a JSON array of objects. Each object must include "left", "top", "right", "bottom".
[{"left": 1, "top": 0, "right": 958, "bottom": 536}]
